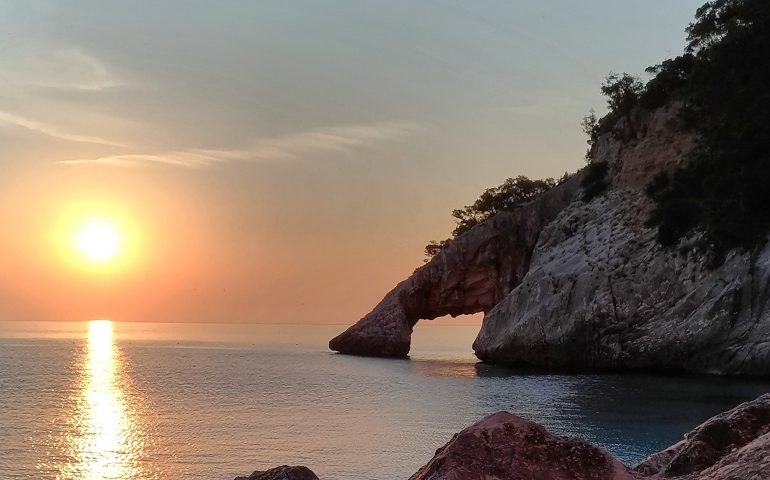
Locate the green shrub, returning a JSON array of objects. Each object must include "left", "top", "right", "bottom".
[
  {"left": 639, "top": 54, "right": 695, "bottom": 109},
  {"left": 581, "top": 161, "right": 610, "bottom": 202},
  {"left": 425, "top": 175, "right": 555, "bottom": 259}
]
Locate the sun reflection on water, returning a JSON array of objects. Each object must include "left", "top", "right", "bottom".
[{"left": 61, "top": 320, "right": 142, "bottom": 479}]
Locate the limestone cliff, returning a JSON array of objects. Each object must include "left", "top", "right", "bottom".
[
  {"left": 473, "top": 106, "right": 770, "bottom": 375},
  {"left": 330, "top": 104, "right": 770, "bottom": 376}
]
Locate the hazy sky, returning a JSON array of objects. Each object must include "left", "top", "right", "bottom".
[{"left": 0, "top": 1, "right": 703, "bottom": 324}]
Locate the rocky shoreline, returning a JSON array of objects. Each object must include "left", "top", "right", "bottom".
[{"left": 236, "top": 393, "right": 770, "bottom": 479}]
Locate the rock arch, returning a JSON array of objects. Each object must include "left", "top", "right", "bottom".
[{"left": 329, "top": 176, "right": 581, "bottom": 358}]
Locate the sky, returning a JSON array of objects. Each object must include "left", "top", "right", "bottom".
[{"left": 0, "top": 1, "right": 704, "bottom": 324}]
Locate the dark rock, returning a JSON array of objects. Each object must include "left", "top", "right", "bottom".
[
  {"left": 233, "top": 465, "right": 319, "bottom": 480},
  {"left": 635, "top": 393, "right": 770, "bottom": 479},
  {"left": 688, "top": 433, "right": 770, "bottom": 480}
]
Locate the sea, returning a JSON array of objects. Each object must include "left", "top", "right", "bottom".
[{"left": 1, "top": 320, "right": 769, "bottom": 480}]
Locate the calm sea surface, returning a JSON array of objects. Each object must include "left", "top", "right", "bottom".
[{"left": 1, "top": 321, "right": 769, "bottom": 480}]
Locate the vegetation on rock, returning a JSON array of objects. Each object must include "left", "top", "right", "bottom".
[
  {"left": 645, "top": 0, "right": 770, "bottom": 257},
  {"left": 583, "top": 0, "right": 770, "bottom": 258},
  {"left": 580, "top": 161, "right": 609, "bottom": 202},
  {"left": 424, "top": 176, "right": 555, "bottom": 259},
  {"left": 436, "top": 0, "right": 770, "bottom": 261}
]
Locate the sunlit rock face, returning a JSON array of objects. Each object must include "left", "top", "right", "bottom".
[
  {"left": 473, "top": 107, "right": 770, "bottom": 375},
  {"left": 592, "top": 103, "right": 695, "bottom": 190},
  {"left": 329, "top": 175, "right": 582, "bottom": 357},
  {"left": 473, "top": 187, "right": 770, "bottom": 375},
  {"left": 409, "top": 411, "right": 638, "bottom": 480}
]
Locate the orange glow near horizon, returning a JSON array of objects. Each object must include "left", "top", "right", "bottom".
[{"left": 0, "top": 167, "right": 436, "bottom": 324}]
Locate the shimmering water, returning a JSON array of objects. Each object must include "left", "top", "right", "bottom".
[{"left": 1, "top": 321, "right": 769, "bottom": 480}]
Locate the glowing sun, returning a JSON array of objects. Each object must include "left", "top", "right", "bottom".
[{"left": 75, "top": 221, "right": 120, "bottom": 262}]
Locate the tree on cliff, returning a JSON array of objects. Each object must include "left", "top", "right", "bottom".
[
  {"left": 601, "top": 73, "right": 644, "bottom": 139},
  {"left": 579, "top": 0, "right": 770, "bottom": 259},
  {"left": 425, "top": 176, "right": 555, "bottom": 259},
  {"left": 644, "top": 0, "right": 770, "bottom": 258}
]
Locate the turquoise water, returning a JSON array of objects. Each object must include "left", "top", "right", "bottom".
[{"left": 1, "top": 321, "right": 768, "bottom": 479}]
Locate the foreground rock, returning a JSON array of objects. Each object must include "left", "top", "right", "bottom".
[
  {"left": 236, "top": 394, "right": 770, "bottom": 480},
  {"left": 234, "top": 465, "right": 319, "bottom": 480},
  {"left": 635, "top": 393, "right": 770, "bottom": 479},
  {"left": 411, "top": 394, "right": 770, "bottom": 480},
  {"left": 329, "top": 174, "right": 582, "bottom": 357},
  {"left": 409, "top": 411, "right": 637, "bottom": 480}
]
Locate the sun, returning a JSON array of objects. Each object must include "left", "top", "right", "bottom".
[{"left": 74, "top": 221, "right": 121, "bottom": 262}]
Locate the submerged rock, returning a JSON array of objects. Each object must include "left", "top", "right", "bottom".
[
  {"left": 409, "top": 411, "right": 638, "bottom": 480},
  {"left": 233, "top": 465, "right": 319, "bottom": 480}
]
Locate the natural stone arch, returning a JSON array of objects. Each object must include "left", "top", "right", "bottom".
[{"left": 329, "top": 175, "right": 582, "bottom": 358}]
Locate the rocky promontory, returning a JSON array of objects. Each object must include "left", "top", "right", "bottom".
[
  {"left": 236, "top": 394, "right": 770, "bottom": 480},
  {"left": 329, "top": 173, "right": 583, "bottom": 357},
  {"left": 329, "top": 101, "right": 770, "bottom": 376}
]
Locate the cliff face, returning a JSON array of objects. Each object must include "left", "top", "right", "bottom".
[
  {"left": 473, "top": 106, "right": 770, "bottom": 375},
  {"left": 473, "top": 189, "right": 770, "bottom": 375},
  {"left": 330, "top": 104, "right": 770, "bottom": 376}
]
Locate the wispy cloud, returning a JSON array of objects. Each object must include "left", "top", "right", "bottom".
[
  {"left": 60, "top": 122, "right": 421, "bottom": 168},
  {"left": 0, "top": 46, "right": 125, "bottom": 92},
  {"left": 0, "top": 111, "right": 126, "bottom": 147},
  {"left": 0, "top": 45, "right": 129, "bottom": 148}
]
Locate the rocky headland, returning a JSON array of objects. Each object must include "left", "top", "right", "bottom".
[
  {"left": 236, "top": 393, "right": 770, "bottom": 480},
  {"left": 328, "top": 172, "right": 582, "bottom": 358},
  {"left": 329, "top": 0, "right": 770, "bottom": 376},
  {"left": 329, "top": 100, "right": 770, "bottom": 376}
]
